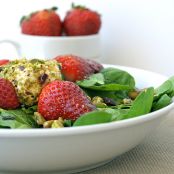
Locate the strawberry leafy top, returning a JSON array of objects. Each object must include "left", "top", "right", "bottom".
[
  {"left": 71, "top": 2, "right": 88, "bottom": 10},
  {"left": 20, "top": 7, "right": 58, "bottom": 25}
]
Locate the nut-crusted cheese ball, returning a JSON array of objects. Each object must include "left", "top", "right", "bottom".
[{"left": 0, "top": 59, "right": 62, "bottom": 106}]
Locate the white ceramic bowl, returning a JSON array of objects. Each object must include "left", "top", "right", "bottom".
[
  {"left": 0, "top": 64, "right": 173, "bottom": 173},
  {"left": 0, "top": 33, "right": 101, "bottom": 61}
]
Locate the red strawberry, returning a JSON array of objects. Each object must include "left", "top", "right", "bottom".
[
  {"left": 0, "top": 78, "right": 20, "bottom": 109},
  {"left": 0, "top": 59, "right": 9, "bottom": 66},
  {"left": 63, "top": 3, "right": 101, "bottom": 36},
  {"left": 55, "top": 55, "right": 103, "bottom": 82},
  {"left": 38, "top": 80, "right": 95, "bottom": 121},
  {"left": 20, "top": 7, "right": 62, "bottom": 36}
]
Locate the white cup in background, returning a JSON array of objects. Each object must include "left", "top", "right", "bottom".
[{"left": 0, "top": 34, "right": 101, "bottom": 61}]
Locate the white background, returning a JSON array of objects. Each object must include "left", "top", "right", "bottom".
[{"left": 0, "top": 0, "right": 174, "bottom": 76}]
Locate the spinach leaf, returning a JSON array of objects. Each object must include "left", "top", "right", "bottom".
[
  {"left": 0, "top": 119, "right": 16, "bottom": 129},
  {"left": 152, "top": 94, "right": 172, "bottom": 111},
  {"left": 77, "top": 67, "right": 135, "bottom": 92},
  {"left": 21, "top": 105, "right": 37, "bottom": 114},
  {"left": 154, "top": 76, "right": 174, "bottom": 100},
  {"left": 80, "top": 83, "right": 131, "bottom": 91},
  {"left": 101, "top": 67, "right": 135, "bottom": 88},
  {"left": 77, "top": 76, "right": 131, "bottom": 91},
  {"left": 83, "top": 89, "right": 129, "bottom": 106},
  {"left": 0, "top": 108, "right": 38, "bottom": 128},
  {"left": 64, "top": 119, "right": 74, "bottom": 127},
  {"left": 154, "top": 80, "right": 172, "bottom": 100},
  {"left": 116, "top": 87, "right": 154, "bottom": 120},
  {"left": 98, "top": 108, "right": 129, "bottom": 120},
  {"left": 76, "top": 73, "right": 104, "bottom": 87},
  {"left": 84, "top": 89, "right": 124, "bottom": 100},
  {"left": 168, "top": 76, "right": 174, "bottom": 97},
  {"left": 73, "top": 108, "right": 130, "bottom": 127},
  {"left": 73, "top": 111, "right": 113, "bottom": 126}
]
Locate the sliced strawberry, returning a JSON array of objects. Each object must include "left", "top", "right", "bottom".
[
  {"left": 54, "top": 55, "right": 103, "bottom": 82},
  {"left": 0, "top": 78, "right": 20, "bottom": 109},
  {"left": 38, "top": 80, "right": 95, "bottom": 121}
]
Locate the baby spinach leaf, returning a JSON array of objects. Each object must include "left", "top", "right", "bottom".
[
  {"left": 73, "top": 108, "right": 130, "bottom": 127},
  {"left": 73, "top": 111, "right": 113, "bottom": 126},
  {"left": 78, "top": 77, "right": 131, "bottom": 91},
  {"left": 98, "top": 108, "right": 129, "bottom": 121},
  {"left": 0, "top": 108, "right": 38, "bottom": 128},
  {"left": 83, "top": 89, "right": 129, "bottom": 106},
  {"left": 168, "top": 76, "right": 174, "bottom": 97},
  {"left": 77, "top": 67, "right": 135, "bottom": 92},
  {"left": 152, "top": 94, "right": 172, "bottom": 111},
  {"left": 76, "top": 73, "right": 104, "bottom": 87},
  {"left": 154, "top": 80, "right": 172, "bottom": 100},
  {"left": 154, "top": 76, "right": 174, "bottom": 100},
  {"left": 82, "top": 89, "right": 117, "bottom": 101},
  {"left": 101, "top": 67, "right": 135, "bottom": 88},
  {"left": 21, "top": 105, "right": 37, "bottom": 114},
  {"left": 64, "top": 119, "right": 74, "bottom": 127},
  {"left": 0, "top": 119, "right": 16, "bottom": 128},
  {"left": 82, "top": 83, "right": 131, "bottom": 91},
  {"left": 116, "top": 87, "right": 154, "bottom": 120}
]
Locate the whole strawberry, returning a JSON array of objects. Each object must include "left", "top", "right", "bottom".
[
  {"left": 38, "top": 80, "right": 95, "bottom": 121},
  {"left": 0, "top": 59, "right": 9, "bottom": 66},
  {"left": 63, "top": 3, "right": 101, "bottom": 36},
  {"left": 20, "top": 7, "right": 62, "bottom": 36},
  {"left": 55, "top": 55, "right": 103, "bottom": 82},
  {"left": 0, "top": 78, "right": 20, "bottom": 109}
]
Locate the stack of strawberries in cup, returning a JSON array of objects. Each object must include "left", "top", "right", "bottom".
[{"left": 20, "top": 3, "right": 101, "bottom": 36}]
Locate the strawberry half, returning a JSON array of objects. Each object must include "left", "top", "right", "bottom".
[
  {"left": 0, "top": 78, "right": 20, "bottom": 109},
  {"left": 55, "top": 55, "right": 103, "bottom": 82},
  {"left": 38, "top": 80, "right": 95, "bottom": 121}
]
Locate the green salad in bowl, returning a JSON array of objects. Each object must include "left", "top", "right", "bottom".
[{"left": 0, "top": 55, "right": 173, "bottom": 129}]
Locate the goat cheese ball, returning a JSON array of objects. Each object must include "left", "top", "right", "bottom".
[{"left": 0, "top": 59, "right": 62, "bottom": 106}]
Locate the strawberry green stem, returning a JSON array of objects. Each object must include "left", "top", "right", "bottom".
[
  {"left": 71, "top": 2, "right": 87, "bottom": 10},
  {"left": 50, "top": 7, "right": 58, "bottom": 11}
]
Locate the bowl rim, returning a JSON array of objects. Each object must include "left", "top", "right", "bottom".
[{"left": 0, "top": 64, "right": 173, "bottom": 137}]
